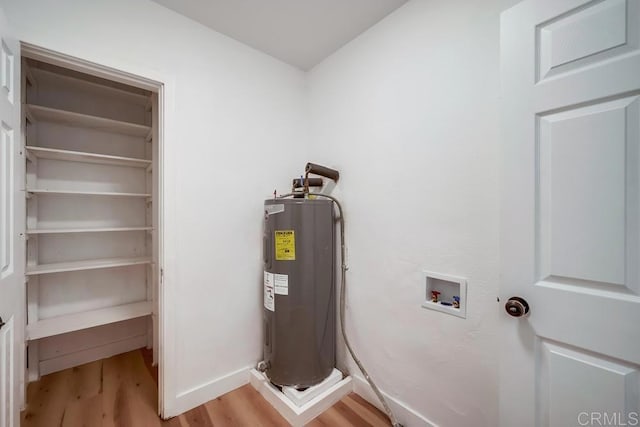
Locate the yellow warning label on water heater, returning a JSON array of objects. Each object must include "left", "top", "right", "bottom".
[{"left": 275, "top": 230, "right": 296, "bottom": 261}]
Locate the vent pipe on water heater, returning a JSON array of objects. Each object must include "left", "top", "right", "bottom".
[{"left": 261, "top": 163, "right": 403, "bottom": 427}]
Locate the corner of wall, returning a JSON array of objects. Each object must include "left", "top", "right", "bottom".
[
  {"left": 170, "top": 365, "right": 253, "bottom": 417},
  {"left": 352, "top": 375, "right": 437, "bottom": 427}
]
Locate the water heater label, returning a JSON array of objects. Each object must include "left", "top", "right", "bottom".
[
  {"left": 274, "top": 273, "right": 288, "bottom": 295},
  {"left": 275, "top": 230, "right": 296, "bottom": 260},
  {"left": 264, "top": 271, "right": 275, "bottom": 311}
]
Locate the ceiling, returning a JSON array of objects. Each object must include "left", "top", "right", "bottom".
[{"left": 151, "top": 0, "right": 407, "bottom": 70}]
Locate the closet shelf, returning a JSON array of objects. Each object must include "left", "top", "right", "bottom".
[
  {"left": 26, "top": 104, "right": 151, "bottom": 137},
  {"left": 26, "top": 146, "right": 151, "bottom": 168},
  {"left": 26, "top": 256, "right": 152, "bottom": 276},
  {"left": 26, "top": 226, "right": 153, "bottom": 235},
  {"left": 26, "top": 189, "right": 152, "bottom": 198},
  {"left": 26, "top": 301, "right": 152, "bottom": 340},
  {"left": 32, "top": 67, "right": 150, "bottom": 106}
]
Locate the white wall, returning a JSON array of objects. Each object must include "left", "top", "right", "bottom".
[
  {"left": 4, "top": 0, "right": 520, "bottom": 423},
  {"left": 307, "top": 0, "right": 504, "bottom": 425},
  {"left": 1, "top": 0, "right": 308, "bottom": 416}
]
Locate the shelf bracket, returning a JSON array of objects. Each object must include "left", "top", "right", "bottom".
[
  {"left": 145, "top": 129, "right": 152, "bottom": 143},
  {"left": 25, "top": 150, "right": 35, "bottom": 163},
  {"left": 25, "top": 108, "right": 36, "bottom": 125},
  {"left": 22, "top": 59, "right": 38, "bottom": 89}
]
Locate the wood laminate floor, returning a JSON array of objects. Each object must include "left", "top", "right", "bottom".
[{"left": 21, "top": 349, "right": 390, "bottom": 426}]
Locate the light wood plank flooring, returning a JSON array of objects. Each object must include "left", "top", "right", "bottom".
[{"left": 21, "top": 349, "right": 390, "bottom": 426}]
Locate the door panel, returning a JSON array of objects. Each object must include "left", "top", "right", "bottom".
[
  {"left": 0, "top": 318, "right": 14, "bottom": 427},
  {"left": 537, "top": 0, "right": 638, "bottom": 81},
  {"left": 501, "top": 0, "right": 640, "bottom": 426},
  {"left": 537, "top": 340, "right": 640, "bottom": 427},
  {"left": 0, "top": 123, "right": 12, "bottom": 279},
  {"left": 0, "top": 40, "right": 14, "bottom": 105},
  {"left": 537, "top": 96, "right": 636, "bottom": 288}
]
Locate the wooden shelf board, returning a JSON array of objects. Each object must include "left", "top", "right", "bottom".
[
  {"left": 26, "top": 301, "right": 152, "bottom": 340},
  {"left": 27, "top": 104, "right": 151, "bottom": 137},
  {"left": 26, "top": 226, "right": 152, "bottom": 235},
  {"left": 26, "top": 256, "right": 152, "bottom": 276},
  {"left": 27, "top": 189, "right": 151, "bottom": 198},
  {"left": 26, "top": 146, "right": 151, "bottom": 168}
]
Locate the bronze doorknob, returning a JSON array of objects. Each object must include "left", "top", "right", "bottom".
[{"left": 505, "top": 297, "right": 529, "bottom": 317}]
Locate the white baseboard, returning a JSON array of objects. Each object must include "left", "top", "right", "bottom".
[
  {"left": 250, "top": 369, "right": 352, "bottom": 427},
  {"left": 39, "top": 334, "right": 147, "bottom": 376},
  {"left": 352, "top": 375, "right": 437, "bottom": 427},
  {"left": 172, "top": 365, "right": 252, "bottom": 416},
  {"left": 168, "top": 366, "right": 435, "bottom": 427}
]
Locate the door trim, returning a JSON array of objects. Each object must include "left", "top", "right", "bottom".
[{"left": 19, "top": 42, "right": 178, "bottom": 418}]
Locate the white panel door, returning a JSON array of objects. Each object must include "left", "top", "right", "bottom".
[
  {"left": 501, "top": 0, "right": 640, "bottom": 426},
  {"left": 0, "top": 7, "right": 22, "bottom": 427}
]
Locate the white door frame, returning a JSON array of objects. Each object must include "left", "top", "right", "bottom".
[{"left": 19, "top": 42, "right": 179, "bottom": 418}]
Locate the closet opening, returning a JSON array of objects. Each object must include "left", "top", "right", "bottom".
[{"left": 19, "top": 44, "right": 164, "bottom": 423}]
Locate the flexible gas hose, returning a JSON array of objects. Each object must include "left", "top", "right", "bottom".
[{"left": 280, "top": 193, "right": 403, "bottom": 427}]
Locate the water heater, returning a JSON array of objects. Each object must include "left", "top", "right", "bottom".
[{"left": 262, "top": 198, "right": 335, "bottom": 388}]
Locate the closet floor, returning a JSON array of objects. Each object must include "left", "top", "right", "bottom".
[{"left": 20, "top": 349, "right": 390, "bottom": 426}]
